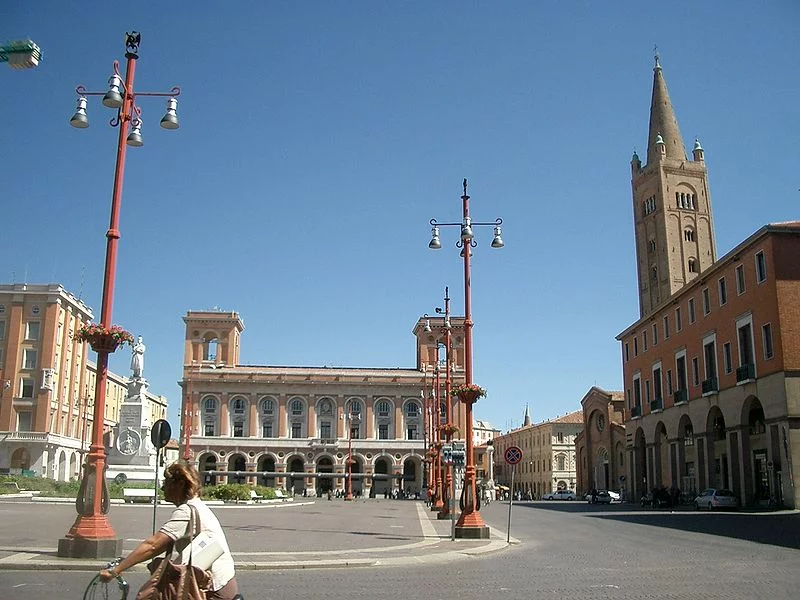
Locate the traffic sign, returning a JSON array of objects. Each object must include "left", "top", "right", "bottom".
[
  {"left": 151, "top": 419, "right": 171, "bottom": 449},
  {"left": 504, "top": 446, "right": 522, "bottom": 465}
]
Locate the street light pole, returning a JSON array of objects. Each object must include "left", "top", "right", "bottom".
[
  {"left": 58, "top": 32, "right": 180, "bottom": 559},
  {"left": 428, "top": 179, "right": 503, "bottom": 540},
  {"left": 438, "top": 288, "right": 454, "bottom": 520},
  {"left": 345, "top": 409, "right": 355, "bottom": 501}
]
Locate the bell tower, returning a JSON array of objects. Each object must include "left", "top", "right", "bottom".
[
  {"left": 183, "top": 310, "right": 244, "bottom": 367},
  {"left": 631, "top": 53, "right": 717, "bottom": 317}
]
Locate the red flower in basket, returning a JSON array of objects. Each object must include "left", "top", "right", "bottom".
[
  {"left": 437, "top": 423, "right": 460, "bottom": 437},
  {"left": 74, "top": 323, "right": 134, "bottom": 354},
  {"left": 450, "top": 383, "right": 487, "bottom": 404}
]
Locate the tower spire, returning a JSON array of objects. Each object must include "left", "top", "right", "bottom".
[
  {"left": 647, "top": 53, "right": 687, "bottom": 163},
  {"left": 523, "top": 405, "right": 531, "bottom": 427}
]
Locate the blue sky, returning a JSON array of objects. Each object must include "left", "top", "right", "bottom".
[{"left": 2, "top": 2, "right": 798, "bottom": 434}]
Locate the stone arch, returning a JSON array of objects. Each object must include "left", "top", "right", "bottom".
[
  {"left": 677, "top": 414, "right": 698, "bottom": 495},
  {"left": 58, "top": 450, "right": 69, "bottom": 482},
  {"left": 198, "top": 452, "right": 218, "bottom": 485},
  {"left": 706, "top": 406, "right": 728, "bottom": 489},
  {"left": 373, "top": 455, "right": 393, "bottom": 496},
  {"left": 741, "top": 395, "right": 769, "bottom": 505},
  {"left": 315, "top": 453, "right": 336, "bottom": 494},
  {"left": 201, "top": 331, "right": 220, "bottom": 362},
  {"left": 286, "top": 454, "right": 306, "bottom": 495},
  {"left": 10, "top": 447, "right": 30, "bottom": 471},
  {"left": 256, "top": 454, "right": 277, "bottom": 487},
  {"left": 227, "top": 453, "right": 247, "bottom": 484},
  {"left": 402, "top": 455, "right": 422, "bottom": 496},
  {"left": 287, "top": 396, "right": 307, "bottom": 438},
  {"left": 345, "top": 453, "right": 364, "bottom": 496},
  {"left": 594, "top": 446, "right": 609, "bottom": 491}
]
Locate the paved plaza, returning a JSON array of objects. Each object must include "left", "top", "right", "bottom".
[{"left": 0, "top": 496, "right": 798, "bottom": 599}]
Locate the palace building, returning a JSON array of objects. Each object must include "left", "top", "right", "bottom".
[
  {"left": 179, "top": 310, "right": 471, "bottom": 497},
  {"left": 617, "top": 56, "right": 800, "bottom": 508}
]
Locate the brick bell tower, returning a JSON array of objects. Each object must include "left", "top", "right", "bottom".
[{"left": 631, "top": 53, "right": 717, "bottom": 317}]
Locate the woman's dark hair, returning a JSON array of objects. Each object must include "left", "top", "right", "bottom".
[{"left": 164, "top": 460, "right": 202, "bottom": 501}]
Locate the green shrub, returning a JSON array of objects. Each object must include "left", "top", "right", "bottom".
[{"left": 202, "top": 484, "right": 252, "bottom": 501}]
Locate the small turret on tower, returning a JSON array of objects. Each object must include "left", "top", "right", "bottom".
[
  {"left": 523, "top": 405, "right": 531, "bottom": 427},
  {"left": 631, "top": 150, "right": 641, "bottom": 175},
  {"left": 693, "top": 138, "right": 705, "bottom": 162}
]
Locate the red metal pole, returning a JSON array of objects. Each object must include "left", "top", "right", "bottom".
[
  {"left": 439, "top": 288, "right": 453, "bottom": 519},
  {"left": 182, "top": 368, "right": 192, "bottom": 460},
  {"left": 61, "top": 48, "right": 137, "bottom": 555},
  {"left": 432, "top": 363, "right": 444, "bottom": 511},
  {"left": 455, "top": 182, "right": 489, "bottom": 536}
]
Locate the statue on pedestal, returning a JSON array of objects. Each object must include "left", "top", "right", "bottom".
[{"left": 131, "top": 336, "right": 145, "bottom": 379}]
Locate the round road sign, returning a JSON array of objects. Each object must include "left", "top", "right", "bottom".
[{"left": 504, "top": 446, "right": 523, "bottom": 465}]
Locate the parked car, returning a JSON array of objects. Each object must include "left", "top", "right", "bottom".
[
  {"left": 584, "top": 490, "right": 620, "bottom": 504},
  {"left": 542, "top": 489, "right": 576, "bottom": 501},
  {"left": 694, "top": 488, "right": 738, "bottom": 511}
]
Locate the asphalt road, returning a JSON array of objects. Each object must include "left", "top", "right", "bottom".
[{"left": 1, "top": 500, "right": 798, "bottom": 599}]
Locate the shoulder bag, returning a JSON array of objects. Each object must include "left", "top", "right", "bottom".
[{"left": 136, "top": 504, "right": 211, "bottom": 600}]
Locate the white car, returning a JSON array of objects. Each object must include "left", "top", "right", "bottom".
[
  {"left": 542, "top": 489, "right": 576, "bottom": 501},
  {"left": 584, "top": 490, "right": 621, "bottom": 504},
  {"left": 694, "top": 488, "right": 738, "bottom": 511}
]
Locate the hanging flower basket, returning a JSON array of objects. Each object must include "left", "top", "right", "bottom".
[
  {"left": 437, "top": 424, "right": 459, "bottom": 437},
  {"left": 431, "top": 441, "right": 443, "bottom": 451},
  {"left": 450, "top": 383, "right": 487, "bottom": 404},
  {"left": 74, "top": 323, "right": 134, "bottom": 354}
]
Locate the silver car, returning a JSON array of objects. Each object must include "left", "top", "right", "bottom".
[
  {"left": 694, "top": 488, "right": 738, "bottom": 510},
  {"left": 543, "top": 489, "right": 576, "bottom": 501}
]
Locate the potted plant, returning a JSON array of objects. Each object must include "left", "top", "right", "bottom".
[
  {"left": 437, "top": 423, "right": 459, "bottom": 437},
  {"left": 450, "top": 383, "right": 487, "bottom": 404},
  {"left": 74, "top": 323, "right": 134, "bottom": 354}
]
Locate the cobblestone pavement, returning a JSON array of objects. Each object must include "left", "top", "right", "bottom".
[{"left": 0, "top": 497, "right": 798, "bottom": 599}]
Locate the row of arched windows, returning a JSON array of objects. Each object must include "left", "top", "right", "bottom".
[{"left": 200, "top": 396, "right": 423, "bottom": 440}]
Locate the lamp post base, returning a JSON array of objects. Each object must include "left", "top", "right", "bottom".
[
  {"left": 454, "top": 524, "right": 490, "bottom": 539},
  {"left": 436, "top": 510, "right": 452, "bottom": 520},
  {"left": 57, "top": 536, "right": 122, "bottom": 558}
]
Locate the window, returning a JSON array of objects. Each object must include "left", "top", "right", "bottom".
[
  {"left": 624, "top": 342, "right": 630, "bottom": 362},
  {"left": 688, "top": 259, "right": 698, "bottom": 273},
  {"left": 557, "top": 432, "right": 564, "bottom": 443},
  {"left": 17, "top": 412, "right": 32, "bottom": 432},
  {"left": 736, "top": 264, "right": 746, "bottom": 294},
  {"left": 691, "top": 357, "right": 700, "bottom": 387},
  {"left": 407, "top": 424, "right": 419, "bottom": 440},
  {"left": 232, "top": 421, "right": 244, "bottom": 437},
  {"left": 755, "top": 251, "right": 767, "bottom": 283},
  {"left": 318, "top": 398, "right": 333, "bottom": 416},
  {"left": 406, "top": 402, "right": 419, "bottom": 417},
  {"left": 378, "top": 423, "right": 389, "bottom": 440},
  {"left": 723, "top": 343, "right": 732, "bottom": 374},
  {"left": 262, "top": 422, "right": 273, "bottom": 437},
  {"left": 652, "top": 323, "right": 658, "bottom": 345},
  {"left": 291, "top": 399, "right": 304, "bottom": 416},
  {"left": 703, "top": 338, "right": 717, "bottom": 382},
  {"left": 666, "top": 369, "right": 673, "bottom": 396},
  {"left": 738, "top": 319, "right": 754, "bottom": 366},
  {"left": 653, "top": 366, "right": 662, "bottom": 404},
  {"left": 633, "top": 337, "right": 639, "bottom": 356},
  {"left": 204, "top": 421, "right": 215, "bottom": 436},
  {"left": 25, "top": 321, "right": 40, "bottom": 340},
  {"left": 633, "top": 375, "right": 642, "bottom": 408},
  {"left": 291, "top": 422, "right": 302, "bottom": 438},
  {"left": 557, "top": 455, "right": 566, "bottom": 470},
  {"left": 676, "top": 307, "right": 682, "bottom": 332},
  {"left": 718, "top": 277, "right": 728, "bottom": 306},
  {"left": 20, "top": 378, "right": 34, "bottom": 398},
  {"left": 643, "top": 330, "right": 648, "bottom": 351},
  {"left": 702, "top": 288, "right": 711, "bottom": 315},
  {"left": 684, "top": 229, "right": 695, "bottom": 242},
  {"left": 0, "top": 320, "right": 5, "bottom": 340},
  {"left": 688, "top": 298, "right": 696, "bottom": 324},
  {"left": 23, "top": 349, "right": 37, "bottom": 370},
  {"left": 651, "top": 267, "right": 658, "bottom": 282},
  {"left": 645, "top": 380, "right": 651, "bottom": 403},
  {"left": 376, "top": 400, "right": 391, "bottom": 417},
  {"left": 762, "top": 324, "right": 774, "bottom": 360},
  {"left": 648, "top": 239, "right": 657, "bottom": 253},
  {"left": 663, "top": 315, "right": 670, "bottom": 339},
  {"left": 320, "top": 421, "right": 332, "bottom": 439},
  {"left": 260, "top": 398, "right": 274, "bottom": 414},
  {"left": 232, "top": 398, "right": 245, "bottom": 415}
]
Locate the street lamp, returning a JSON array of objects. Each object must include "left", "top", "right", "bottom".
[
  {"left": 58, "top": 32, "right": 181, "bottom": 559},
  {"left": 0, "top": 39, "right": 41, "bottom": 69},
  {"left": 427, "top": 179, "right": 503, "bottom": 539}
]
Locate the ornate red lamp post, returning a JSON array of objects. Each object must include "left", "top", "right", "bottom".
[
  {"left": 58, "top": 32, "right": 180, "bottom": 558},
  {"left": 345, "top": 404, "right": 360, "bottom": 501},
  {"left": 428, "top": 179, "right": 503, "bottom": 539}
]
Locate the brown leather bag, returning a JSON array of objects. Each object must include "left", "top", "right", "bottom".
[{"left": 136, "top": 505, "right": 211, "bottom": 600}]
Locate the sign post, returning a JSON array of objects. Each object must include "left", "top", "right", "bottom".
[
  {"left": 504, "top": 445, "right": 522, "bottom": 543},
  {"left": 150, "top": 419, "right": 171, "bottom": 534}
]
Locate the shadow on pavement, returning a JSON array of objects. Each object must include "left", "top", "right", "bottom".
[{"left": 515, "top": 501, "right": 800, "bottom": 550}]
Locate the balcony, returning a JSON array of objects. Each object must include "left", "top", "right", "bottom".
[
  {"left": 650, "top": 397, "right": 663, "bottom": 413},
  {"left": 673, "top": 389, "right": 688, "bottom": 405},
  {"left": 736, "top": 363, "right": 756, "bottom": 384},
  {"left": 309, "top": 438, "right": 339, "bottom": 449},
  {"left": 630, "top": 405, "right": 642, "bottom": 418},
  {"left": 701, "top": 377, "right": 718, "bottom": 396}
]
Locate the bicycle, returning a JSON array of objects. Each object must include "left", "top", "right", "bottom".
[{"left": 82, "top": 558, "right": 129, "bottom": 600}]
